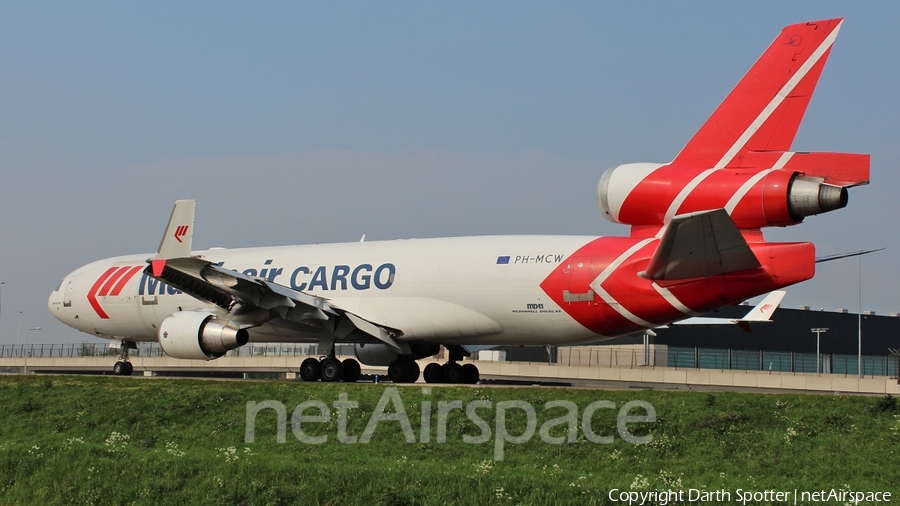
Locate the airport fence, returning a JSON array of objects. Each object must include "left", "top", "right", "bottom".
[
  {"left": 548, "top": 346, "right": 665, "bottom": 368},
  {"left": 0, "top": 342, "right": 346, "bottom": 359},
  {"left": 2, "top": 343, "right": 898, "bottom": 378}
]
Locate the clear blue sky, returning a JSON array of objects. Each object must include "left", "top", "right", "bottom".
[{"left": 1, "top": 2, "right": 898, "bottom": 343}]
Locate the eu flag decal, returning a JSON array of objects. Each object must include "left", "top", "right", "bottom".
[{"left": 496, "top": 256, "right": 510, "bottom": 264}]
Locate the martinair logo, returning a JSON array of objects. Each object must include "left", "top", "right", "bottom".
[
  {"left": 759, "top": 304, "right": 774, "bottom": 313},
  {"left": 87, "top": 266, "right": 143, "bottom": 319},
  {"left": 173, "top": 225, "right": 189, "bottom": 243}
]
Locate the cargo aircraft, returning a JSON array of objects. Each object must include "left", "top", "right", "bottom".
[{"left": 49, "top": 18, "right": 868, "bottom": 383}]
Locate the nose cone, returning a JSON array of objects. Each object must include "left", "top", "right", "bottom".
[
  {"left": 48, "top": 275, "right": 71, "bottom": 325},
  {"left": 48, "top": 256, "right": 152, "bottom": 338}
]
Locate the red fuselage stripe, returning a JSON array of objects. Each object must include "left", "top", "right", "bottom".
[
  {"left": 97, "top": 266, "right": 131, "bottom": 297},
  {"left": 110, "top": 266, "right": 143, "bottom": 296},
  {"left": 86, "top": 267, "right": 119, "bottom": 319}
]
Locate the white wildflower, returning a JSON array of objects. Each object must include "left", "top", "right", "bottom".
[
  {"left": 216, "top": 446, "right": 239, "bottom": 462},
  {"left": 630, "top": 474, "right": 650, "bottom": 491},
  {"left": 784, "top": 426, "right": 798, "bottom": 444},
  {"left": 104, "top": 431, "right": 130, "bottom": 453},
  {"left": 474, "top": 460, "right": 493, "bottom": 476},
  {"left": 165, "top": 442, "right": 185, "bottom": 458}
]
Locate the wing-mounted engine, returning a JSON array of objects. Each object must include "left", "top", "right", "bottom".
[
  {"left": 158, "top": 311, "right": 249, "bottom": 360},
  {"left": 354, "top": 342, "right": 440, "bottom": 366},
  {"left": 354, "top": 343, "right": 401, "bottom": 366}
]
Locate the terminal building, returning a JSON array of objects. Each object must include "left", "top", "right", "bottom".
[
  {"left": 499, "top": 305, "right": 900, "bottom": 378},
  {"left": 650, "top": 304, "right": 899, "bottom": 376}
]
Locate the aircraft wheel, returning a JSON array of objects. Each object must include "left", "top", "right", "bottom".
[
  {"left": 123, "top": 362, "right": 134, "bottom": 376},
  {"left": 341, "top": 359, "right": 361, "bottom": 382},
  {"left": 462, "top": 363, "right": 479, "bottom": 384},
  {"left": 407, "top": 361, "right": 420, "bottom": 383},
  {"left": 113, "top": 361, "right": 126, "bottom": 376},
  {"left": 387, "top": 359, "right": 408, "bottom": 383},
  {"left": 443, "top": 362, "right": 463, "bottom": 384},
  {"left": 423, "top": 363, "right": 443, "bottom": 383},
  {"left": 299, "top": 358, "right": 322, "bottom": 381},
  {"left": 320, "top": 357, "right": 344, "bottom": 382}
]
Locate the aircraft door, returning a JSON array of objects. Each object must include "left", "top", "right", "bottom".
[
  {"left": 564, "top": 256, "right": 600, "bottom": 303},
  {"left": 62, "top": 276, "right": 74, "bottom": 308}
]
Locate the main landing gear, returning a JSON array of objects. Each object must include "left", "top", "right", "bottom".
[
  {"left": 387, "top": 358, "right": 420, "bottom": 383},
  {"left": 299, "top": 356, "right": 362, "bottom": 383},
  {"left": 421, "top": 346, "right": 479, "bottom": 384},
  {"left": 422, "top": 361, "right": 479, "bottom": 384},
  {"left": 112, "top": 341, "right": 135, "bottom": 376},
  {"left": 297, "top": 344, "right": 480, "bottom": 384}
]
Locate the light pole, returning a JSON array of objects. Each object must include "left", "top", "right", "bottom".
[
  {"left": 811, "top": 328, "right": 828, "bottom": 374},
  {"left": 16, "top": 311, "right": 22, "bottom": 349},
  {"left": 23, "top": 327, "right": 41, "bottom": 374},
  {"left": 0, "top": 281, "right": 5, "bottom": 345},
  {"left": 858, "top": 254, "right": 863, "bottom": 378},
  {"left": 815, "top": 248, "right": 884, "bottom": 379}
]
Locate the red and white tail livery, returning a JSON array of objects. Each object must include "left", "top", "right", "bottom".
[{"left": 49, "top": 19, "right": 868, "bottom": 383}]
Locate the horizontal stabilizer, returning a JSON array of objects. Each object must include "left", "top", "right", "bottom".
[
  {"left": 730, "top": 151, "right": 869, "bottom": 187},
  {"left": 816, "top": 248, "right": 884, "bottom": 264},
  {"left": 644, "top": 209, "right": 761, "bottom": 280}
]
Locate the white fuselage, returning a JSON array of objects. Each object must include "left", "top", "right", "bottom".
[{"left": 49, "top": 235, "right": 614, "bottom": 347}]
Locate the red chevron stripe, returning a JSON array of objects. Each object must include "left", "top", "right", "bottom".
[
  {"left": 87, "top": 267, "right": 119, "bottom": 319},
  {"left": 110, "top": 266, "right": 143, "bottom": 296},
  {"left": 97, "top": 266, "right": 130, "bottom": 297},
  {"left": 174, "top": 225, "right": 188, "bottom": 243}
]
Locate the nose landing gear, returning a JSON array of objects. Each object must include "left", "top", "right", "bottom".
[{"left": 112, "top": 341, "right": 135, "bottom": 376}]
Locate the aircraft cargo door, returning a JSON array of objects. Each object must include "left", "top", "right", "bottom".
[{"left": 563, "top": 256, "right": 600, "bottom": 304}]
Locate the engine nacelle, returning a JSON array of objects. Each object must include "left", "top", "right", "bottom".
[
  {"left": 158, "top": 311, "right": 249, "bottom": 360},
  {"left": 787, "top": 177, "right": 848, "bottom": 219},
  {"left": 354, "top": 343, "right": 399, "bottom": 366},
  {"left": 598, "top": 163, "right": 848, "bottom": 230},
  {"left": 354, "top": 342, "right": 441, "bottom": 366}
]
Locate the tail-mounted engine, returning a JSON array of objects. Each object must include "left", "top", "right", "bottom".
[
  {"left": 158, "top": 311, "right": 249, "bottom": 360},
  {"left": 598, "top": 152, "right": 868, "bottom": 231}
]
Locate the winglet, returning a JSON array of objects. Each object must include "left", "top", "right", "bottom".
[
  {"left": 742, "top": 290, "right": 786, "bottom": 321},
  {"left": 155, "top": 200, "right": 196, "bottom": 260},
  {"left": 666, "top": 290, "right": 786, "bottom": 331}
]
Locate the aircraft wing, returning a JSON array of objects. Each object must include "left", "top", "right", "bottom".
[
  {"left": 149, "top": 256, "right": 335, "bottom": 319},
  {"left": 667, "top": 290, "right": 786, "bottom": 331},
  {"left": 144, "top": 201, "right": 407, "bottom": 351}
]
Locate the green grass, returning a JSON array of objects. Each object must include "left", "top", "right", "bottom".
[{"left": 0, "top": 375, "right": 898, "bottom": 505}]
